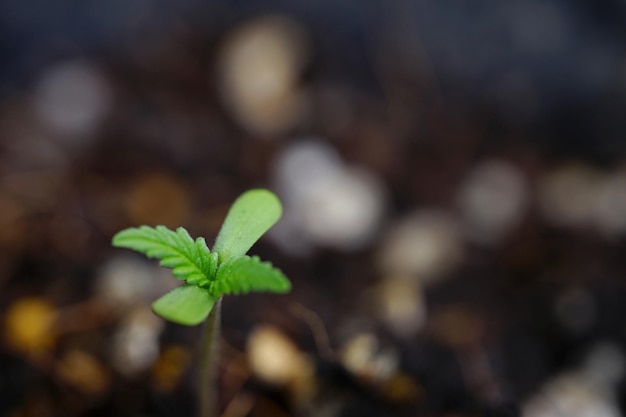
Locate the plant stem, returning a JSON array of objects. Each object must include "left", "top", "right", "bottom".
[{"left": 199, "top": 296, "right": 222, "bottom": 417}]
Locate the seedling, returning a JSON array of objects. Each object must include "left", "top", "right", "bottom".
[{"left": 112, "top": 189, "right": 291, "bottom": 417}]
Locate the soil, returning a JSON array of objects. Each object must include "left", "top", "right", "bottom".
[{"left": 1, "top": 3, "right": 626, "bottom": 417}]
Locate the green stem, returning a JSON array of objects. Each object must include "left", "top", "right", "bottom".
[{"left": 199, "top": 296, "right": 222, "bottom": 417}]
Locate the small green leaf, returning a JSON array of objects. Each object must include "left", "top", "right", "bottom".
[
  {"left": 213, "top": 189, "right": 282, "bottom": 264},
  {"left": 212, "top": 255, "right": 291, "bottom": 296},
  {"left": 112, "top": 226, "right": 216, "bottom": 282},
  {"left": 152, "top": 285, "right": 217, "bottom": 326}
]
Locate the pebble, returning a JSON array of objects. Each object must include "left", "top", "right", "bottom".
[
  {"left": 246, "top": 325, "right": 312, "bottom": 387},
  {"left": 592, "top": 169, "right": 626, "bottom": 237},
  {"left": 458, "top": 159, "right": 528, "bottom": 244},
  {"left": 55, "top": 349, "right": 110, "bottom": 395},
  {"left": 151, "top": 345, "right": 191, "bottom": 392},
  {"left": 217, "top": 15, "right": 309, "bottom": 136},
  {"left": 246, "top": 325, "right": 315, "bottom": 408},
  {"left": 33, "top": 59, "right": 112, "bottom": 138},
  {"left": 522, "top": 373, "right": 620, "bottom": 417},
  {"left": 272, "top": 139, "right": 385, "bottom": 252},
  {"left": 377, "top": 210, "right": 462, "bottom": 284},
  {"left": 376, "top": 278, "right": 427, "bottom": 337},
  {"left": 538, "top": 163, "right": 605, "bottom": 229},
  {"left": 523, "top": 343, "right": 624, "bottom": 417},
  {"left": 3, "top": 297, "right": 58, "bottom": 358},
  {"left": 112, "top": 307, "right": 164, "bottom": 375},
  {"left": 95, "top": 254, "right": 174, "bottom": 309},
  {"left": 340, "top": 332, "right": 398, "bottom": 383}
]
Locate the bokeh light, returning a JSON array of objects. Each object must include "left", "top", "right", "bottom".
[{"left": 1, "top": 1, "right": 625, "bottom": 416}]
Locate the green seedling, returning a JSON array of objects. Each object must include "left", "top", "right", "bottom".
[
  {"left": 112, "top": 188, "right": 291, "bottom": 325},
  {"left": 112, "top": 188, "right": 291, "bottom": 417}
]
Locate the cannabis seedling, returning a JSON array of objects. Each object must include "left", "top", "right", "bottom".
[{"left": 112, "top": 189, "right": 291, "bottom": 417}]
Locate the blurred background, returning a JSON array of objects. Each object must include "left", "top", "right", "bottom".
[{"left": 1, "top": 0, "right": 626, "bottom": 416}]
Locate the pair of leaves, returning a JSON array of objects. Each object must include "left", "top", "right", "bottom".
[{"left": 112, "top": 189, "right": 291, "bottom": 326}]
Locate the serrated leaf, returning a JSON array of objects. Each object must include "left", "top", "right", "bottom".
[
  {"left": 152, "top": 285, "right": 217, "bottom": 326},
  {"left": 212, "top": 189, "right": 282, "bottom": 264},
  {"left": 212, "top": 255, "right": 291, "bottom": 296},
  {"left": 112, "top": 225, "right": 216, "bottom": 282}
]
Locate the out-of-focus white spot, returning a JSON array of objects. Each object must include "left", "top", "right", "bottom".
[
  {"left": 112, "top": 307, "right": 164, "bottom": 375},
  {"left": 246, "top": 325, "right": 313, "bottom": 389},
  {"left": 217, "top": 15, "right": 309, "bottom": 136},
  {"left": 377, "top": 278, "right": 426, "bottom": 337},
  {"left": 583, "top": 343, "right": 625, "bottom": 390},
  {"left": 554, "top": 287, "right": 596, "bottom": 334},
  {"left": 592, "top": 170, "right": 626, "bottom": 237},
  {"left": 95, "top": 255, "right": 176, "bottom": 309},
  {"left": 271, "top": 140, "right": 385, "bottom": 252},
  {"left": 33, "top": 60, "right": 112, "bottom": 138},
  {"left": 300, "top": 167, "right": 384, "bottom": 249},
  {"left": 523, "top": 344, "right": 623, "bottom": 417},
  {"left": 275, "top": 140, "right": 343, "bottom": 199},
  {"left": 377, "top": 211, "right": 462, "bottom": 284},
  {"left": 538, "top": 164, "right": 605, "bottom": 229},
  {"left": 539, "top": 165, "right": 626, "bottom": 237},
  {"left": 458, "top": 160, "right": 528, "bottom": 244},
  {"left": 340, "top": 333, "right": 398, "bottom": 383},
  {"left": 523, "top": 374, "right": 621, "bottom": 417}
]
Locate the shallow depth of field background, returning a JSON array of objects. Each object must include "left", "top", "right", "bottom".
[{"left": 1, "top": 1, "right": 626, "bottom": 416}]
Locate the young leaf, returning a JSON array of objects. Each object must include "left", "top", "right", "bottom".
[
  {"left": 112, "top": 226, "right": 216, "bottom": 282},
  {"left": 212, "top": 189, "right": 282, "bottom": 264},
  {"left": 152, "top": 285, "right": 218, "bottom": 326},
  {"left": 212, "top": 255, "right": 291, "bottom": 295}
]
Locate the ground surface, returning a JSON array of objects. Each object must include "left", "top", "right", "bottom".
[{"left": 1, "top": 2, "right": 626, "bottom": 416}]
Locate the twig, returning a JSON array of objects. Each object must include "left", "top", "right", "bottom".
[{"left": 289, "top": 302, "right": 334, "bottom": 359}]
